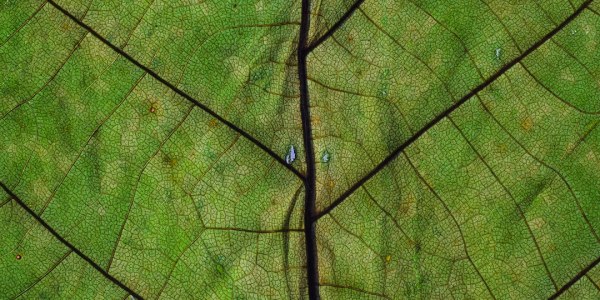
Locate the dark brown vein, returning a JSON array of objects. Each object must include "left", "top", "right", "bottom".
[
  {"left": 403, "top": 152, "right": 497, "bottom": 299},
  {"left": 357, "top": 7, "right": 457, "bottom": 101},
  {"left": 306, "top": 0, "right": 366, "bottom": 53},
  {"left": 315, "top": 0, "right": 593, "bottom": 220},
  {"left": 328, "top": 214, "right": 382, "bottom": 259},
  {"left": 155, "top": 232, "right": 203, "bottom": 299},
  {"left": 448, "top": 117, "right": 558, "bottom": 291},
  {"left": 586, "top": 274, "right": 600, "bottom": 290},
  {"left": 106, "top": 105, "right": 195, "bottom": 272},
  {"left": 475, "top": 94, "right": 600, "bottom": 243},
  {"left": 45, "top": 0, "right": 304, "bottom": 180},
  {"left": 587, "top": 6, "right": 600, "bottom": 16},
  {"left": 319, "top": 282, "right": 391, "bottom": 299},
  {"left": 480, "top": 0, "right": 523, "bottom": 53},
  {"left": 0, "top": 1, "right": 47, "bottom": 48},
  {"left": 38, "top": 72, "right": 147, "bottom": 217},
  {"left": 299, "top": 0, "right": 319, "bottom": 298},
  {"left": 520, "top": 62, "right": 600, "bottom": 115},
  {"left": 307, "top": 75, "right": 412, "bottom": 129},
  {"left": 407, "top": 0, "right": 485, "bottom": 80},
  {"left": 283, "top": 185, "right": 304, "bottom": 299},
  {"left": 119, "top": 0, "right": 156, "bottom": 49},
  {"left": 0, "top": 182, "right": 143, "bottom": 299},
  {"left": 549, "top": 255, "right": 600, "bottom": 299},
  {"left": 204, "top": 227, "right": 303, "bottom": 233},
  {"left": 568, "top": 120, "right": 600, "bottom": 154},
  {"left": 11, "top": 250, "right": 72, "bottom": 299},
  {"left": 1, "top": 30, "right": 89, "bottom": 121},
  {"left": 549, "top": 38, "right": 596, "bottom": 79}
]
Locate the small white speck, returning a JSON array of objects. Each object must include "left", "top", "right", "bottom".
[
  {"left": 322, "top": 151, "right": 330, "bottom": 163},
  {"left": 495, "top": 48, "right": 502, "bottom": 59},
  {"left": 285, "top": 145, "right": 296, "bottom": 164},
  {"left": 571, "top": 29, "right": 577, "bottom": 35}
]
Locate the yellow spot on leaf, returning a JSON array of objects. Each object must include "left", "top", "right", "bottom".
[
  {"left": 61, "top": 22, "right": 71, "bottom": 31},
  {"left": 385, "top": 255, "right": 391, "bottom": 263},
  {"left": 312, "top": 115, "right": 321, "bottom": 126},
  {"left": 560, "top": 68, "right": 576, "bottom": 83},
  {"left": 530, "top": 217, "right": 546, "bottom": 230}
]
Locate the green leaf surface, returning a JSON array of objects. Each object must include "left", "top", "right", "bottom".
[{"left": 1, "top": 0, "right": 599, "bottom": 299}]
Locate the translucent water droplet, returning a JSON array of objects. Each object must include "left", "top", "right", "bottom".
[
  {"left": 285, "top": 145, "right": 296, "bottom": 164},
  {"left": 495, "top": 48, "right": 502, "bottom": 59},
  {"left": 322, "top": 151, "right": 330, "bottom": 163}
]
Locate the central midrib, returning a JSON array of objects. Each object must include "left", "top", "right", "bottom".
[{"left": 297, "top": 0, "right": 320, "bottom": 299}]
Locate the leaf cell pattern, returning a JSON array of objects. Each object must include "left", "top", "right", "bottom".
[{"left": 1, "top": 0, "right": 599, "bottom": 299}]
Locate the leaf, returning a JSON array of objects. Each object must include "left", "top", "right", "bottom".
[{"left": 0, "top": 0, "right": 599, "bottom": 299}]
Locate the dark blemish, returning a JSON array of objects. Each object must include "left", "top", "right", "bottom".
[
  {"left": 16, "top": 254, "right": 22, "bottom": 260},
  {"left": 150, "top": 105, "right": 157, "bottom": 113},
  {"left": 163, "top": 154, "right": 177, "bottom": 167},
  {"left": 208, "top": 119, "right": 218, "bottom": 127},
  {"left": 415, "top": 241, "right": 421, "bottom": 252},
  {"left": 325, "top": 178, "right": 335, "bottom": 190},
  {"left": 168, "top": 158, "right": 177, "bottom": 167}
]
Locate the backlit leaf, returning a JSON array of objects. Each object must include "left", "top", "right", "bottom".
[{"left": 1, "top": 0, "right": 598, "bottom": 299}]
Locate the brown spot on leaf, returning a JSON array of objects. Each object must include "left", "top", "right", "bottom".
[
  {"left": 325, "top": 178, "right": 335, "bottom": 191},
  {"left": 16, "top": 254, "right": 22, "bottom": 260},
  {"left": 497, "top": 143, "right": 508, "bottom": 154},
  {"left": 521, "top": 117, "right": 533, "bottom": 131},
  {"left": 208, "top": 119, "right": 218, "bottom": 127},
  {"left": 163, "top": 154, "right": 177, "bottom": 167},
  {"left": 150, "top": 105, "right": 157, "bottom": 114},
  {"left": 168, "top": 158, "right": 177, "bottom": 167},
  {"left": 61, "top": 22, "right": 71, "bottom": 31}
]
